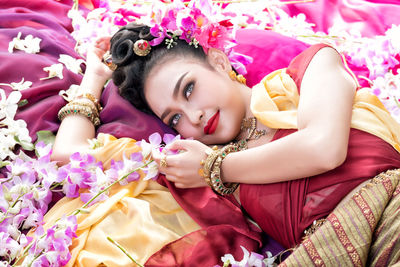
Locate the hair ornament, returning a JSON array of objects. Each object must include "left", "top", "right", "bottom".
[{"left": 133, "top": 39, "right": 151, "bottom": 57}]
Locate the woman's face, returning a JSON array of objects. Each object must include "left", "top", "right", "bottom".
[{"left": 144, "top": 51, "right": 249, "bottom": 145}]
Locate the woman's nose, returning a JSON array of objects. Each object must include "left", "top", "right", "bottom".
[{"left": 186, "top": 108, "right": 204, "bottom": 125}]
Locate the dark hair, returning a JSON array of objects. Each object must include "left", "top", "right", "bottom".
[{"left": 110, "top": 23, "right": 208, "bottom": 114}]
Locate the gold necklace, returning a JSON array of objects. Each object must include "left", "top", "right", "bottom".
[{"left": 236, "top": 117, "right": 268, "bottom": 150}]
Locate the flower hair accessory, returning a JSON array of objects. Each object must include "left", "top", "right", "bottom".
[
  {"left": 133, "top": 39, "right": 151, "bottom": 56},
  {"left": 139, "top": 0, "right": 253, "bottom": 75}
]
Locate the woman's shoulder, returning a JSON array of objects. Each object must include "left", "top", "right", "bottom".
[{"left": 286, "top": 43, "right": 333, "bottom": 89}]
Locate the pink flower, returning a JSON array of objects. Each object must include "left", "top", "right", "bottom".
[
  {"left": 180, "top": 16, "right": 196, "bottom": 43},
  {"left": 149, "top": 24, "right": 170, "bottom": 46},
  {"left": 161, "top": 9, "right": 178, "bottom": 32},
  {"left": 227, "top": 50, "right": 253, "bottom": 75},
  {"left": 190, "top": 7, "right": 209, "bottom": 28},
  {"left": 195, "top": 23, "right": 230, "bottom": 52}
]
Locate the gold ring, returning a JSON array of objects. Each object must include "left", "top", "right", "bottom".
[
  {"left": 160, "top": 154, "right": 168, "bottom": 168},
  {"left": 102, "top": 51, "right": 117, "bottom": 71}
]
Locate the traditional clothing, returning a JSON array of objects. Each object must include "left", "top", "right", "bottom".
[
  {"left": 42, "top": 45, "right": 400, "bottom": 266},
  {"left": 244, "top": 44, "right": 400, "bottom": 248}
]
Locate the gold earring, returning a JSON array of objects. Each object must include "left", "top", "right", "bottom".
[{"left": 229, "top": 70, "right": 246, "bottom": 85}]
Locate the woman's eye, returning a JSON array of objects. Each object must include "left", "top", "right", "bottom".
[
  {"left": 184, "top": 82, "right": 194, "bottom": 99},
  {"left": 169, "top": 113, "right": 182, "bottom": 128}
]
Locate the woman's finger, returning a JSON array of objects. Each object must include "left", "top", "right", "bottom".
[
  {"left": 165, "top": 139, "right": 198, "bottom": 151},
  {"left": 164, "top": 174, "right": 179, "bottom": 183},
  {"left": 174, "top": 182, "right": 186, "bottom": 189}
]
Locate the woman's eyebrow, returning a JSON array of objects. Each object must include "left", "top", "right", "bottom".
[
  {"left": 160, "top": 71, "right": 189, "bottom": 121},
  {"left": 173, "top": 71, "right": 189, "bottom": 98}
]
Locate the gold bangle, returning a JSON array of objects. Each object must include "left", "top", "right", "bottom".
[
  {"left": 76, "top": 93, "right": 102, "bottom": 111},
  {"left": 199, "top": 145, "right": 219, "bottom": 186},
  {"left": 208, "top": 144, "right": 239, "bottom": 196},
  {"left": 69, "top": 99, "right": 99, "bottom": 115},
  {"left": 58, "top": 103, "right": 100, "bottom": 126}
]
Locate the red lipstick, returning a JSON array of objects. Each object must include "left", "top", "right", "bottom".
[{"left": 204, "top": 111, "right": 220, "bottom": 135}]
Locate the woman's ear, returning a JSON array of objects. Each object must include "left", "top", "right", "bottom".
[{"left": 206, "top": 48, "right": 232, "bottom": 73}]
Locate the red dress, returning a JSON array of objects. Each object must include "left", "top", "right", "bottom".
[
  {"left": 146, "top": 45, "right": 400, "bottom": 266},
  {"left": 240, "top": 44, "right": 400, "bottom": 248}
]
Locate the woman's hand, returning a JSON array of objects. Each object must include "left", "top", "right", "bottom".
[
  {"left": 152, "top": 140, "right": 211, "bottom": 188},
  {"left": 85, "top": 36, "right": 113, "bottom": 81}
]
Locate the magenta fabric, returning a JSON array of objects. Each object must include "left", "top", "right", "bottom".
[{"left": 282, "top": 0, "right": 400, "bottom": 38}]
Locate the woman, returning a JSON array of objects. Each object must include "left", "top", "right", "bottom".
[{"left": 50, "top": 22, "right": 400, "bottom": 266}]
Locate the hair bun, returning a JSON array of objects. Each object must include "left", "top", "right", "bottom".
[
  {"left": 110, "top": 24, "right": 153, "bottom": 66},
  {"left": 111, "top": 38, "right": 134, "bottom": 66}
]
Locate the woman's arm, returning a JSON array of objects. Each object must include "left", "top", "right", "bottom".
[
  {"left": 51, "top": 37, "right": 113, "bottom": 166},
  {"left": 156, "top": 47, "right": 357, "bottom": 188},
  {"left": 222, "top": 47, "right": 357, "bottom": 183}
]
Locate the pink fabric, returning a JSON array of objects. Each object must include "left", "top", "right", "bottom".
[{"left": 282, "top": 0, "right": 400, "bottom": 37}]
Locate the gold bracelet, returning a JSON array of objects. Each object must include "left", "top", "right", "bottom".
[
  {"left": 58, "top": 102, "right": 100, "bottom": 126},
  {"left": 209, "top": 144, "right": 239, "bottom": 196},
  {"left": 69, "top": 99, "right": 99, "bottom": 115},
  {"left": 199, "top": 145, "right": 219, "bottom": 186},
  {"left": 76, "top": 93, "right": 102, "bottom": 111}
]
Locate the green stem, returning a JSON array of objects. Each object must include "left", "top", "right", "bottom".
[
  {"left": 393, "top": 96, "right": 400, "bottom": 109},
  {"left": 27, "top": 251, "right": 43, "bottom": 267},
  {"left": 71, "top": 160, "right": 153, "bottom": 215},
  {"left": 1, "top": 177, "right": 13, "bottom": 184},
  {"left": 107, "top": 237, "right": 144, "bottom": 267},
  {"left": 50, "top": 182, "right": 63, "bottom": 190},
  {"left": 72, "top": 0, "right": 79, "bottom": 10},
  {"left": 0, "top": 192, "right": 28, "bottom": 224}
]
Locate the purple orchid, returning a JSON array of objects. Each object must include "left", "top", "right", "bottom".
[
  {"left": 180, "top": 16, "right": 196, "bottom": 43},
  {"left": 0, "top": 232, "right": 21, "bottom": 261},
  {"left": 226, "top": 49, "right": 254, "bottom": 75},
  {"left": 149, "top": 24, "right": 170, "bottom": 46}
]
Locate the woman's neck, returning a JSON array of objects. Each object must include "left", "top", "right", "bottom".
[{"left": 234, "top": 83, "right": 276, "bottom": 146}]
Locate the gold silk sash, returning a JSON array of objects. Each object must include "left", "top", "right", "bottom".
[{"left": 250, "top": 69, "right": 400, "bottom": 152}]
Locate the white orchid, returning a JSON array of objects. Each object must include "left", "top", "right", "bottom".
[
  {"left": 58, "top": 54, "right": 85, "bottom": 74},
  {"left": 0, "top": 132, "right": 18, "bottom": 161},
  {"left": 41, "top": 63, "right": 64, "bottom": 80},
  {"left": 58, "top": 84, "right": 80, "bottom": 102},
  {"left": 0, "top": 78, "right": 33, "bottom": 91},
  {"left": 8, "top": 32, "right": 41, "bottom": 54},
  {"left": 142, "top": 161, "right": 159, "bottom": 181},
  {"left": 0, "top": 89, "right": 33, "bottom": 161},
  {"left": 8, "top": 32, "right": 25, "bottom": 53},
  {"left": 0, "top": 89, "right": 21, "bottom": 120},
  {"left": 22, "top": 34, "right": 41, "bottom": 54},
  {"left": 221, "top": 246, "right": 276, "bottom": 267}
]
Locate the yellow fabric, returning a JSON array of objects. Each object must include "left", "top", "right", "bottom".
[
  {"left": 251, "top": 69, "right": 400, "bottom": 152},
  {"left": 42, "top": 134, "right": 200, "bottom": 266}
]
